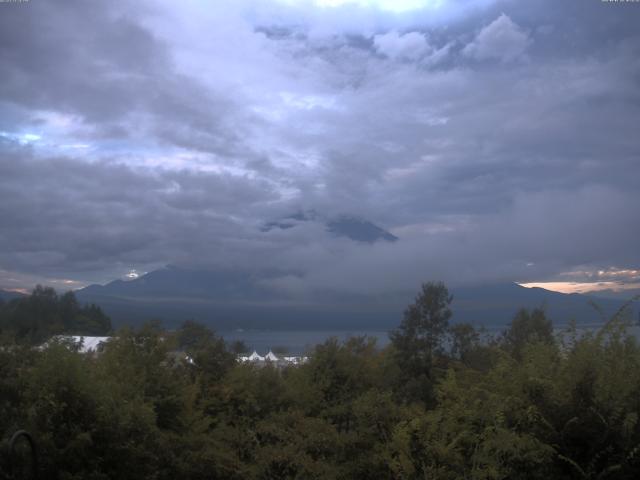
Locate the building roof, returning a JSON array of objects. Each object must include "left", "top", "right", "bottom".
[
  {"left": 247, "top": 351, "right": 264, "bottom": 361},
  {"left": 48, "top": 335, "right": 112, "bottom": 353},
  {"left": 264, "top": 351, "right": 279, "bottom": 361}
]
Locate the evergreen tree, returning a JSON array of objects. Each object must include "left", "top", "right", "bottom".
[
  {"left": 389, "top": 281, "right": 453, "bottom": 403},
  {"left": 502, "top": 307, "right": 553, "bottom": 360}
]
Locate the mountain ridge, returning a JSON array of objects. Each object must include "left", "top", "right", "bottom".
[
  {"left": 0, "top": 289, "right": 26, "bottom": 302},
  {"left": 75, "top": 267, "right": 638, "bottom": 330}
]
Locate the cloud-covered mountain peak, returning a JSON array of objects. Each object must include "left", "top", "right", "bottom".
[
  {"left": 326, "top": 215, "right": 398, "bottom": 243},
  {"left": 262, "top": 210, "right": 398, "bottom": 243}
]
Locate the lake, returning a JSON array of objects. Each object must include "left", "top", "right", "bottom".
[
  {"left": 219, "top": 322, "right": 640, "bottom": 355},
  {"left": 219, "top": 329, "right": 392, "bottom": 355}
]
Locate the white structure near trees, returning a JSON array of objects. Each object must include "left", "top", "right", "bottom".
[
  {"left": 245, "top": 351, "right": 264, "bottom": 362},
  {"left": 239, "top": 350, "right": 308, "bottom": 366},
  {"left": 264, "top": 351, "right": 279, "bottom": 362},
  {"left": 40, "top": 335, "right": 112, "bottom": 354}
]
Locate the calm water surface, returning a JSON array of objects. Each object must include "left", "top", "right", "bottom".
[
  {"left": 219, "top": 329, "right": 391, "bottom": 355},
  {"left": 219, "top": 323, "right": 640, "bottom": 355}
]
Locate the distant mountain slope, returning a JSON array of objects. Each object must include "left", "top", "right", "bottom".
[
  {"left": 578, "top": 287, "right": 640, "bottom": 301},
  {"left": 79, "top": 265, "right": 272, "bottom": 301},
  {"left": 326, "top": 216, "right": 398, "bottom": 243},
  {"left": 451, "top": 283, "right": 634, "bottom": 327},
  {"left": 76, "top": 267, "right": 638, "bottom": 330},
  {"left": 0, "top": 289, "right": 26, "bottom": 302},
  {"left": 262, "top": 210, "right": 398, "bottom": 243}
]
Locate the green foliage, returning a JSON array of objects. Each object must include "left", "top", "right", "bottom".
[
  {"left": 230, "top": 339, "right": 249, "bottom": 354},
  {"left": 389, "top": 281, "right": 453, "bottom": 403},
  {"left": 449, "top": 322, "right": 480, "bottom": 364},
  {"left": 0, "top": 286, "right": 111, "bottom": 345},
  {"left": 176, "top": 319, "right": 214, "bottom": 350},
  {"left": 1, "top": 282, "right": 640, "bottom": 479},
  {"left": 502, "top": 307, "right": 553, "bottom": 360}
]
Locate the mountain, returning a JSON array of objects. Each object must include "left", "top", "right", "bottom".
[
  {"left": 77, "top": 266, "right": 392, "bottom": 330},
  {"left": 451, "top": 283, "right": 636, "bottom": 327},
  {"left": 76, "top": 267, "right": 639, "bottom": 330},
  {"left": 262, "top": 210, "right": 398, "bottom": 243},
  {"left": 326, "top": 216, "right": 398, "bottom": 243},
  {"left": 576, "top": 287, "right": 640, "bottom": 301},
  {"left": 0, "top": 289, "right": 26, "bottom": 302},
  {"left": 79, "top": 265, "right": 272, "bottom": 301}
]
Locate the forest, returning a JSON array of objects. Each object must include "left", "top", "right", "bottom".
[{"left": 1, "top": 283, "right": 640, "bottom": 479}]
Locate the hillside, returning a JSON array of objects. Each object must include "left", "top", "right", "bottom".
[
  {"left": 76, "top": 268, "right": 637, "bottom": 329},
  {"left": 0, "top": 289, "right": 26, "bottom": 302}
]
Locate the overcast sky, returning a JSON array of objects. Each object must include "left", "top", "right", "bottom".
[{"left": 1, "top": 0, "right": 639, "bottom": 296}]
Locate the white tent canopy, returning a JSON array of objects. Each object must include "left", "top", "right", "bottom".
[
  {"left": 237, "top": 350, "right": 307, "bottom": 366},
  {"left": 264, "top": 351, "right": 279, "bottom": 362},
  {"left": 248, "top": 351, "right": 264, "bottom": 361}
]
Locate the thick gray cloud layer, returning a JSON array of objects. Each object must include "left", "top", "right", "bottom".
[{"left": 0, "top": 0, "right": 639, "bottom": 294}]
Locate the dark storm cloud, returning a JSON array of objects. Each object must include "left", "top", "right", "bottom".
[
  {"left": 0, "top": 0, "right": 165, "bottom": 121},
  {"left": 0, "top": 0, "right": 245, "bottom": 159},
  {"left": 0, "top": 142, "right": 280, "bottom": 282},
  {"left": 0, "top": 0, "right": 639, "bottom": 294}
]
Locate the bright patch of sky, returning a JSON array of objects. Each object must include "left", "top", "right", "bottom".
[
  {"left": 520, "top": 268, "right": 640, "bottom": 294},
  {"left": 274, "top": 0, "right": 498, "bottom": 22},
  {"left": 0, "top": 268, "right": 84, "bottom": 292},
  {"left": 310, "top": 0, "right": 444, "bottom": 12},
  {"left": 520, "top": 282, "right": 640, "bottom": 295},
  {"left": 0, "top": 131, "right": 42, "bottom": 145},
  {"left": 280, "top": 93, "right": 339, "bottom": 111},
  {"left": 1, "top": 110, "right": 97, "bottom": 155}
]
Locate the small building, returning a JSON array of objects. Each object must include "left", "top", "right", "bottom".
[
  {"left": 264, "top": 351, "right": 279, "bottom": 362},
  {"left": 246, "top": 351, "right": 265, "bottom": 362},
  {"left": 237, "top": 350, "right": 309, "bottom": 367},
  {"left": 41, "top": 335, "right": 112, "bottom": 355}
]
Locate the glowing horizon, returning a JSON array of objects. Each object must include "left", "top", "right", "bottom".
[{"left": 519, "top": 281, "right": 640, "bottom": 295}]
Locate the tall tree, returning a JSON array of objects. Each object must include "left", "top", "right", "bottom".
[
  {"left": 449, "top": 322, "right": 479, "bottom": 364},
  {"left": 389, "top": 282, "right": 453, "bottom": 403},
  {"left": 502, "top": 307, "right": 553, "bottom": 360}
]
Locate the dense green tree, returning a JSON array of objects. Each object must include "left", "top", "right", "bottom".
[
  {"left": 389, "top": 281, "right": 453, "bottom": 403},
  {"left": 449, "top": 322, "right": 479, "bottom": 364},
  {"left": 0, "top": 287, "right": 111, "bottom": 345},
  {"left": 59, "top": 291, "right": 80, "bottom": 331},
  {"left": 230, "top": 339, "right": 249, "bottom": 354},
  {"left": 176, "top": 319, "right": 214, "bottom": 350},
  {"left": 74, "top": 303, "right": 112, "bottom": 336},
  {"left": 2, "top": 282, "right": 640, "bottom": 479},
  {"left": 305, "top": 337, "right": 382, "bottom": 423},
  {"left": 502, "top": 307, "right": 554, "bottom": 360}
]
